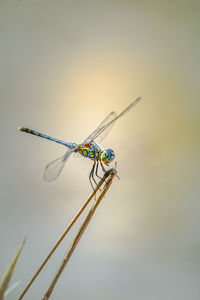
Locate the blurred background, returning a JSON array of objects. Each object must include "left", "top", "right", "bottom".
[{"left": 0, "top": 1, "right": 200, "bottom": 299}]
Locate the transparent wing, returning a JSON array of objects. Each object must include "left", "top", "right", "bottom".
[
  {"left": 43, "top": 148, "right": 75, "bottom": 182},
  {"left": 83, "top": 111, "right": 117, "bottom": 144},
  {"left": 83, "top": 97, "right": 141, "bottom": 144},
  {"left": 95, "top": 111, "right": 118, "bottom": 144}
]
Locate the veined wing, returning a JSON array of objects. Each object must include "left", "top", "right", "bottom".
[
  {"left": 42, "top": 110, "right": 117, "bottom": 181},
  {"left": 83, "top": 97, "right": 141, "bottom": 144},
  {"left": 83, "top": 111, "right": 117, "bottom": 144},
  {"left": 43, "top": 148, "right": 76, "bottom": 181}
]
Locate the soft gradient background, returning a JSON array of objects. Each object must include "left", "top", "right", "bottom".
[{"left": 0, "top": 1, "right": 200, "bottom": 299}]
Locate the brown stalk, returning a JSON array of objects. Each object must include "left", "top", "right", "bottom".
[
  {"left": 41, "top": 168, "right": 116, "bottom": 300},
  {"left": 18, "top": 168, "right": 115, "bottom": 300},
  {"left": 0, "top": 237, "right": 26, "bottom": 300}
]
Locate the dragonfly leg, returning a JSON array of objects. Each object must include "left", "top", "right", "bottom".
[
  {"left": 95, "top": 160, "right": 103, "bottom": 180},
  {"left": 89, "top": 161, "right": 100, "bottom": 200},
  {"left": 91, "top": 160, "right": 104, "bottom": 193},
  {"left": 89, "top": 162, "right": 96, "bottom": 192},
  {"left": 100, "top": 160, "right": 106, "bottom": 173},
  {"left": 99, "top": 160, "right": 109, "bottom": 185},
  {"left": 91, "top": 161, "right": 98, "bottom": 187}
]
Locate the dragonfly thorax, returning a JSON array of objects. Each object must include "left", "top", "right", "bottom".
[
  {"left": 75, "top": 142, "right": 115, "bottom": 166},
  {"left": 101, "top": 148, "right": 115, "bottom": 166},
  {"left": 76, "top": 141, "right": 101, "bottom": 160}
]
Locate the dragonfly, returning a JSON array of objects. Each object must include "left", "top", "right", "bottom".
[{"left": 18, "top": 97, "right": 141, "bottom": 190}]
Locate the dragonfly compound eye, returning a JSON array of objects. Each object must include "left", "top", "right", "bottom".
[{"left": 101, "top": 149, "right": 115, "bottom": 164}]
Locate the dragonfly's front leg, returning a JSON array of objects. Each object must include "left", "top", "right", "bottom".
[
  {"left": 100, "top": 160, "right": 106, "bottom": 173},
  {"left": 95, "top": 160, "right": 103, "bottom": 180},
  {"left": 89, "top": 161, "right": 100, "bottom": 200},
  {"left": 99, "top": 159, "right": 109, "bottom": 187},
  {"left": 89, "top": 161, "right": 96, "bottom": 192},
  {"left": 91, "top": 160, "right": 98, "bottom": 187}
]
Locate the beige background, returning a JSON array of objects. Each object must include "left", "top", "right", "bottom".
[{"left": 0, "top": 1, "right": 200, "bottom": 299}]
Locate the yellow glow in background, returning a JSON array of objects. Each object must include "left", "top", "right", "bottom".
[{"left": 0, "top": 1, "right": 199, "bottom": 300}]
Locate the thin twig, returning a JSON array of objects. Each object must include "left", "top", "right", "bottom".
[
  {"left": 17, "top": 169, "right": 113, "bottom": 300},
  {"left": 41, "top": 168, "right": 116, "bottom": 300},
  {"left": 0, "top": 237, "right": 26, "bottom": 300}
]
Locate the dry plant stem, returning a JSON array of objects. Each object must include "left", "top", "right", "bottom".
[
  {"left": 0, "top": 237, "right": 26, "bottom": 300},
  {"left": 17, "top": 170, "right": 111, "bottom": 300},
  {"left": 41, "top": 169, "right": 116, "bottom": 300}
]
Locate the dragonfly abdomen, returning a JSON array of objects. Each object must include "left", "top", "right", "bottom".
[{"left": 18, "top": 127, "right": 77, "bottom": 149}]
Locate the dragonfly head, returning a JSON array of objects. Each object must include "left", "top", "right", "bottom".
[{"left": 101, "top": 149, "right": 115, "bottom": 166}]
